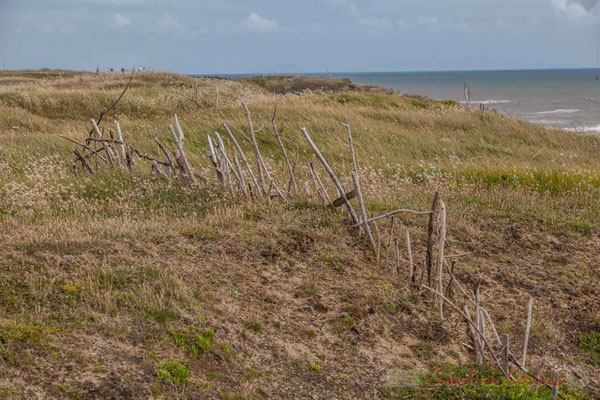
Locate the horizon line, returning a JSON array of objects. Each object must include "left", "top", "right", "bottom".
[{"left": 192, "top": 66, "right": 600, "bottom": 77}]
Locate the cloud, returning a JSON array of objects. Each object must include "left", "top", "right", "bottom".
[
  {"left": 59, "top": 25, "right": 82, "bottom": 35},
  {"left": 157, "top": 13, "right": 184, "bottom": 31},
  {"left": 113, "top": 13, "right": 132, "bottom": 27},
  {"left": 551, "top": 0, "right": 598, "bottom": 19},
  {"left": 349, "top": 5, "right": 393, "bottom": 28},
  {"left": 242, "top": 13, "right": 279, "bottom": 32},
  {"left": 576, "top": 0, "right": 599, "bottom": 11},
  {"left": 358, "top": 17, "right": 393, "bottom": 28}
]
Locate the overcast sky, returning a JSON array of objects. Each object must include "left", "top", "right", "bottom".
[{"left": 0, "top": 0, "right": 598, "bottom": 74}]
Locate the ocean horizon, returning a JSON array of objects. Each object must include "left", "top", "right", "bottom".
[{"left": 198, "top": 68, "right": 600, "bottom": 133}]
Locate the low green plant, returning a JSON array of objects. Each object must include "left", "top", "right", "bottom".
[
  {"left": 577, "top": 331, "right": 600, "bottom": 365},
  {"left": 169, "top": 327, "right": 224, "bottom": 356},
  {"left": 156, "top": 360, "right": 188, "bottom": 385}
]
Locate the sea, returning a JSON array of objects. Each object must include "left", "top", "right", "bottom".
[{"left": 315, "top": 69, "right": 600, "bottom": 133}]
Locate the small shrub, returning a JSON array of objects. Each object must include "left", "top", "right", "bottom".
[
  {"left": 156, "top": 360, "right": 188, "bottom": 385},
  {"left": 338, "top": 315, "right": 356, "bottom": 331},
  {"left": 169, "top": 328, "right": 221, "bottom": 355},
  {"left": 309, "top": 362, "right": 322, "bottom": 373},
  {"left": 245, "top": 321, "right": 262, "bottom": 333},
  {"left": 578, "top": 332, "right": 600, "bottom": 365},
  {"left": 411, "top": 99, "right": 430, "bottom": 109}
]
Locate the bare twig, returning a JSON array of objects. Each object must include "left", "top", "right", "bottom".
[
  {"left": 73, "top": 149, "right": 95, "bottom": 175},
  {"left": 87, "top": 69, "right": 134, "bottom": 140},
  {"left": 58, "top": 136, "right": 109, "bottom": 164},
  {"left": 350, "top": 209, "right": 431, "bottom": 228}
]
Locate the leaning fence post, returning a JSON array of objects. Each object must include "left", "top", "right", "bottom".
[
  {"left": 502, "top": 334, "right": 510, "bottom": 374},
  {"left": 522, "top": 297, "right": 533, "bottom": 369},
  {"left": 551, "top": 370, "right": 559, "bottom": 400}
]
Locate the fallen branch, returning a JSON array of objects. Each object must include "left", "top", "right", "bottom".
[
  {"left": 350, "top": 209, "right": 431, "bottom": 228},
  {"left": 301, "top": 127, "right": 358, "bottom": 224}
]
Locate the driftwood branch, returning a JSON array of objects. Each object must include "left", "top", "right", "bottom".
[
  {"left": 301, "top": 127, "right": 358, "bottom": 224},
  {"left": 350, "top": 209, "right": 431, "bottom": 227}
]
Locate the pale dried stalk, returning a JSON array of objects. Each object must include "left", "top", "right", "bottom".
[
  {"left": 301, "top": 127, "right": 358, "bottom": 223},
  {"left": 272, "top": 104, "right": 297, "bottom": 196}
]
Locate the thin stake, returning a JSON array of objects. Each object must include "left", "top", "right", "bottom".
[
  {"left": 437, "top": 200, "right": 447, "bottom": 320},
  {"left": 384, "top": 216, "right": 396, "bottom": 265},
  {"left": 352, "top": 172, "right": 377, "bottom": 255},
  {"left": 374, "top": 221, "right": 381, "bottom": 262},
  {"left": 522, "top": 297, "right": 534, "bottom": 369},
  {"left": 406, "top": 229, "right": 414, "bottom": 283},
  {"left": 425, "top": 192, "right": 440, "bottom": 287},
  {"left": 502, "top": 334, "right": 510, "bottom": 375}
]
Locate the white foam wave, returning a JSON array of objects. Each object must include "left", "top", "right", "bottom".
[
  {"left": 535, "top": 109, "right": 580, "bottom": 115},
  {"left": 564, "top": 124, "right": 600, "bottom": 133},
  {"left": 459, "top": 100, "right": 512, "bottom": 105},
  {"left": 475, "top": 100, "right": 512, "bottom": 104}
]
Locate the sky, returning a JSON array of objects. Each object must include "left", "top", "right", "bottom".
[{"left": 0, "top": 0, "right": 599, "bottom": 74}]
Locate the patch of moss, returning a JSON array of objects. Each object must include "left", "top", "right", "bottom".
[
  {"left": 577, "top": 331, "right": 600, "bottom": 365},
  {"left": 156, "top": 360, "right": 188, "bottom": 385},
  {"left": 169, "top": 327, "right": 225, "bottom": 356}
]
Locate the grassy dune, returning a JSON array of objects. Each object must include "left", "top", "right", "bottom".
[{"left": 0, "top": 70, "right": 598, "bottom": 399}]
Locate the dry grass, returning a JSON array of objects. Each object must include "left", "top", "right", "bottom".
[{"left": 0, "top": 70, "right": 598, "bottom": 399}]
